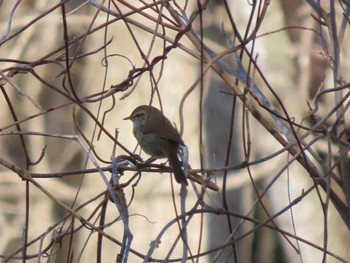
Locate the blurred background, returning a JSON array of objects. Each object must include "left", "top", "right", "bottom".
[{"left": 0, "top": 0, "right": 350, "bottom": 262}]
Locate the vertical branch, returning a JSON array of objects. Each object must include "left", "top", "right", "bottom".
[
  {"left": 60, "top": 1, "right": 80, "bottom": 101},
  {"left": 328, "top": 0, "right": 350, "bottom": 205}
]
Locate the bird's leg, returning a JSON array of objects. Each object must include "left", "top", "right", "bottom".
[
  {"left": 144, "top": 156, "right": 171, "bottom": 170},
  {"left": 138, "top": 156, "right": 162, "bottom": 168},
  {"left": 145, "top": 156, "right": 158, "bottom": 164}
]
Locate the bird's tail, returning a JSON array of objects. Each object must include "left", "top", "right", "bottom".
[{"left": 166, "top": 141, "right": 188, "bottom": 185}]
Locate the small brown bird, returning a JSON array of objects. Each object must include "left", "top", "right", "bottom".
[{"left": 124, "top": 105, "right": 188, "bottom": 185}]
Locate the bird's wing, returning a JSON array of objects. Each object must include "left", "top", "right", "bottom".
[{"left": 142, "top": 118, "right": 184, "bottom": 145}]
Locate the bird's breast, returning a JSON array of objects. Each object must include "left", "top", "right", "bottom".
[{"left": 133, "top": 128, "right": 167, "bottom": 157}]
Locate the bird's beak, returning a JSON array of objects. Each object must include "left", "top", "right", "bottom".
[{"left": 123, "top": 116, "right": 131, "bottom": 120}]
